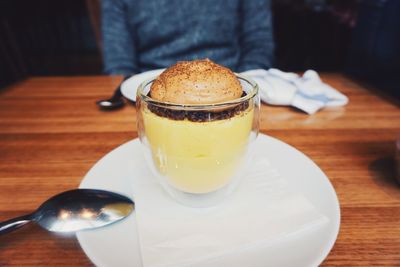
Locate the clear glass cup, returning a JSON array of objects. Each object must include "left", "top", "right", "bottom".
[{"left": 136, "top": 74, "right": 260, "bottom": 207}]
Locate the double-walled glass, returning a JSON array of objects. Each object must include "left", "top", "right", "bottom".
[{"left": 136, "top": 74, "right": 260, "bottom": 207}]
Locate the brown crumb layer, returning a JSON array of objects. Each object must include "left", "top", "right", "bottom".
[{"left": 147, "top": 93, "right": 249, "bottom": 122}]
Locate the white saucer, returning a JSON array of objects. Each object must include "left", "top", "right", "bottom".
[
  {"left": 121, "top": 69, "right": 165, "bottom": 102},
  {"left": 77, "top": 134, "right": 340, "bottom": 267}
]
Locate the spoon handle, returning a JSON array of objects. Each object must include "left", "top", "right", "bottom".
[{"left": 0, "top": 214, "right": 32, "bottom": 235}]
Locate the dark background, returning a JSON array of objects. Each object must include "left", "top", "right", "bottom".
[{"left": 0, "top": 0, "right": 399, "bottom": 99}]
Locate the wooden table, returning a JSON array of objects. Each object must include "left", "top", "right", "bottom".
[{"left": 0, "top": 74, "right": 399, "bottom": 266}]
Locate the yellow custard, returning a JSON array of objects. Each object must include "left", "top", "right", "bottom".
[{"left": 143, "top": 107, "right": 254, "bottom": 194}]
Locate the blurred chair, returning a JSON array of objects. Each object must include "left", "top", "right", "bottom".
[
  {"left": 86, "top": 0, "right": 102, "bottom": 52},
  {"left": 346, "top": 0, "right": 400, "bottom": 100},
  {"left": 0, "top": 1, "right": 28, "bottom": 88},
  {"left": 272, "top": 0, "right": 358, "bottom": 71},
  {"left": 0, "top": 0, "right": 102, "bottom": 89}
]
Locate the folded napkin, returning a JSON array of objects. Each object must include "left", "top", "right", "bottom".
[
  {"left": 241, "top": 68, "right": 349, "bottom": 114},
  {"left": 130, "top": 156, "right": 329, "bottom": 267}
]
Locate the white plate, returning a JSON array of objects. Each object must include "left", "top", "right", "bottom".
[
  {"left": 77, "top": 134, "right": 340, "bottom": 267},
  {"left": 121, "top": 69, "right": 165, "bottom": 102}
]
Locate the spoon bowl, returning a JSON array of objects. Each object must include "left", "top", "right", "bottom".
[
  {"left": 0, "top": 189, "right": 134, "bottom": 234},
  {"left": 96, "top": 88, "right": 125, "bottom": 110},
  {"left": 96, "top": 76, "right": 131, "bottom": 110}
]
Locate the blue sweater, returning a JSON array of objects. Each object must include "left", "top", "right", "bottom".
[{"left": 101, "top": 0, "right": 274, "bottom": 75}]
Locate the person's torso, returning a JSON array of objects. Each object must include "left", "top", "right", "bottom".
[{"left": 124, "top": 0, "right": 241, "bottom": 71}]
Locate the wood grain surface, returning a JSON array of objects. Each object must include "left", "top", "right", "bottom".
[{"left": 0, "top": 74, "right": 399, "bottom": 266}]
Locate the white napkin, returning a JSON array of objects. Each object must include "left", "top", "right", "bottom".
[
  {"left": 241, "top": 68, "right": 349, "bottom": 114},
  {"left": 130, "top": 156, "right": 329, "bottom": 267}
]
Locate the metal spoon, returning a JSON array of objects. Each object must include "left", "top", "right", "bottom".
[
  {"left": 0, "top": 189, "right": 134, "bottom": 234},
  {"left": 96, "top": 86, "right": 125, "bottom": 110},
  {"left": 96, "top": 76, "right": 130, "bottom": 110}
]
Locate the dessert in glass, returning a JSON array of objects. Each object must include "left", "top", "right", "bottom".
[{"left": 136, "top": 59, "right": 260, "bottom": 207}]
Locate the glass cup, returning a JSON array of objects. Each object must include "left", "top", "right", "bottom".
[{"left": 136, "top": 74, "right": 260, "bottom": 207}]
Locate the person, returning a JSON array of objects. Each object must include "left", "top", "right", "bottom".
[{"left": 101, "top": 0, "right": 274, "bottom": 75}]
